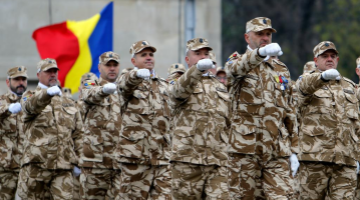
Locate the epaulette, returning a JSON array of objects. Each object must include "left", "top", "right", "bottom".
[
  {"left": 309, "top": 70, "right": 317, "bottom": 74},
  {"left": 273, "top": 59, "right": 287, "bottom": 67},
  {"left": 343, "top": 77, "right": 356, "bottom": 87}
]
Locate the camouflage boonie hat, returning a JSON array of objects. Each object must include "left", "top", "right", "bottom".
[
  {"left": 168, "top": 63, "right": 186, "bottom": 75},
  {"left": 313, "top": 41, "right": 338, "bottom": 57},
  {"left": 37, "top": 58, "right": 59, "bottom": 72},
  {"left": 246, "top": 17, "right": 277, "bottom": 33},
  {"left": 356, "top": 56, "right": 360, "bottom": 68},
  {"left": 186, "top": 38, "right": 213, "bottom": 51},
  {"left": 216, "top": 66, "right": 226, "bottom": 75},
  {"left": 209, "top": 52, "right": 217, "bottom": 64},
  {"left": 130, "top": 40, "right": 157, "bottom": 55},
  {"left": 7, "top": 66, "right": 28, "bottom": 79},
  {"left": 303, "top": 61, "right": 316, "bottom": 74},
  {"left": 99, "top": 51, "right": 120, "bottom": 64}
]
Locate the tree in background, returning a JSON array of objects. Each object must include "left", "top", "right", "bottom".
[{"left": 222, "top": 0, "right": 360, "bottom": 82}]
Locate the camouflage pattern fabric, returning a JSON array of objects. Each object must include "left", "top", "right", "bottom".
[
  {"left": 171, "top": 161, "right": 228, "bottom": 200},
  {"left": 296, "top": 70, "right": 360, "bottom": 167},
  {"left": 20, "top": 86, "right": 83, "bottom": 169},
  {"left": 80, "top": 167, "right": 120, "bottom": 200},
  {"left": 227, "top": 49, "right": 298, "bottom": 160},
  {"left": 0, "top": 92, "right": 26, "bottom": 170},
  {"left": 168, "top": 66, "right": 230, "bottom": 166},
  {"left": 115, "top": 163, "right": 171, "bottom": 200},
  {"left": 356, "top": 174, "right": 360, "bottom": 199},
  {"left": 17, "top": 164, "right": 73, "bottom": 200},
  {"left": 299, "top": 161, "right": 357, "bottom": 200},
  {"left": 73, "top": 174, "right": 80, "bottom": 200},
  {"left": 80, "top": 78, "right": 122, "bottom": 169},
  {"left": 245, "top": 17, "right": 276, "bottom": 33},
  {"left": 114, "top": 68, "right": 171, "bottom": 166},
  {"left": 0, "top": 169, "right": 19, "bottom": 200},
  {"left": 228, "top": 154, "right": 296, "bottom": 200}
]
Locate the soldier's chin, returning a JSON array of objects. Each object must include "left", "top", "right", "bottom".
[{"left": 49, "top": 81, "right": 58, "bottom": 87}]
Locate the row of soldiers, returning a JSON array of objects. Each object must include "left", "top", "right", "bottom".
[{"left": 1, "top": 16, "right": 360, "bottom": 200}]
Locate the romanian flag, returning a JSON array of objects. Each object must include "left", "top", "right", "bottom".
[{"left": 32, "top": 2, "right": 113, "bottom": 93}]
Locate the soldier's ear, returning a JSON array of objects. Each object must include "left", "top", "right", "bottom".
[{"left": 131, "top": 57, "right": 136, "bottom": 66}]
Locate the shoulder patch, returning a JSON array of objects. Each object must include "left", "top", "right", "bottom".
[{"left": 343, "top": 77, "right": 356, "bottom": 87}]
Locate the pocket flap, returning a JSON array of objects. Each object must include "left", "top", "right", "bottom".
[
  {"left": 62, "top": 106, "right": 77, "bottom": 115},
  {"left": 234, "top": 124, "right": 256, "bottom": 135},
  {"left": 314, "top": 90, "right": 331, "bottom": 98}
]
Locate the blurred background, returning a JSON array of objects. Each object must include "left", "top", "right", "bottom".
[{"left": 1, "top": 0, "right": 360, "bottom": 97}]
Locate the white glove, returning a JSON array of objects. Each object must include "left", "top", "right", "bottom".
[
  {"left": 196, "top": 58, "right": 215, "bottom": 71},
  {"left": 102, "top": 83, "right": 117, "bottom": 94},
  {"left": 47, "top": 86, "right": 62, "bottom": 96},
  {"left": 15, "top": 189, "right": 21, "bottom": 200},
  {"left": 290, "top": 153, "right": 300, "bottom": 177},
  {"left": 321, "top": 69, "right": 340, "bottom": 80},
  {"left": 9, "top": 103, "right": 22, "bottom": 114},
  {"left": 73, "top": 166, "right": 81, "bottom": 177},
  {"left": 258, "top": 43, "right": 283, "bottom": 57},
  {"left": 136, "top": 69, "right": 151, "bottom": 80},
  {"left": 357, "top": 161, "right": 359, "bottom": 174}
]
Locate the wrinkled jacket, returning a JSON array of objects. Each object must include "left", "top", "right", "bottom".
[
  {"left": 115, "top": 68, "right": 171, "bottom": 165},
  {"left": 168, "top": 66, "right": 230, "bottom": 166},
  {"left": 227, "top": 49, "right": 298, "bottom": 161},
  {"left": 80, "top": 78, "right": 122, "bottom": 169},
  {"left": 0, "top": 92, "right": 26, "bottom": 169},
  {"left": 297, "top": 70, "right": 360, "bottom": 166},
  {"left": 21, "top": 86, "right": 83, "bottom": 169}
]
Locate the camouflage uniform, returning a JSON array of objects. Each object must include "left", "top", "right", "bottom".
[
  {"left": 17, "top": 59, "right": 83, "bottom": 200},
  {"left": 0, "top": 66, "right": 28, "bottom": 200},
  {"left": 227, "top": 17, "right": 298, "bottom": 199},
  {"left": 169, "top": 38, "right": 230, "bottom": 200},
  {"left": 72, "top": 72, "right": 98, "bottom": 200},
  {"left": 166, "top": 63, "right": 186, "bottom": 83},
  {"left": 79, "top": 52, "right": 122, "bottom": 200},
  {"left": 296, "top": 41, "right": 359, "bottom": 200},
  {"left": 114, "top": 40, "right": 171, "bottom": 200}
]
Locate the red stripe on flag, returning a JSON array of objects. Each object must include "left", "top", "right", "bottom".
[{"left": 32, "top": 22, "right": 79, "bottom": 87}]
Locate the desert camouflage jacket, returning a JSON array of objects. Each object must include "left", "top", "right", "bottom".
[
  {"left": 21, "top": 86, "right": 83, "bottom": 169},
  {"left": 227, "top": 49, "right": 298, "bottom": 161},
  {"left": 0, "top": 92, "right": 26, "bottom": 170},
  {"left": 80, "top": 78, "right": 122, "bottom": 169},
  {"left": 297, "top": 69, "right": 360, "bottom": 166},
  {"left": 115, "top": 68, "right": 171, "bottom": 165},
  {"left": 168, "top": 66, "right": 230, "bottom": 166}
]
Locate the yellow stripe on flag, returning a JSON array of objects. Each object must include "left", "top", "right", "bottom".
[{"left": 65, "top": 14, "right": 100, "bottom": 93}]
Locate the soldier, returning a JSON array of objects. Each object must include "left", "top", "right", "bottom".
[
  {"left": 226, "top": 17, "right": 299, "bottom": 199},
  {"left": 17, "top": 58, "right": 83, "bottom": 200},
  {"left": 114, "top": 40, "right": 171, "bottom": 199},
  {"left": 62, "top": 87, "right": 73, "bottom": 99},
  {"left": 303, "top": 61, "right": 316, "bottom": 75},
  {"left": 166, "top": 63, "right": 186, "bottom": 83},
  {"left": 168, "top": 38, "right": 230, "bottom": 199},
  {"left": 296, "top": 41, "right": 360, "bottom": 199},
  {"left": 79, "top": 52, "right": 122, "bottom": 200},
  {"left": 215, "top": 66, "right": 227, "bottom": 86},
  {"left": 0, "top": 66, "right": 28, "bottom": 200}
]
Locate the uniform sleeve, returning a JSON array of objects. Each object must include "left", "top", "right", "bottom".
[
  {"left": 72, "top": 110, "right": 84, "bottom": 165},
  {"left": 0, "top": 101, "right": 11, "bottom": 119},
  {"left": 21, "top": 89, "right": 52, "bottom": 121},
  {"left": 168, "top": 65, "right": 203, "bottom": 106},
  {"left": 82, "top": 86, "right": 110, "bottom": 105},
  {"left": 119, "top": 70, "right": 143, "bottom": 101},
  {"left": 229, "top": 49, "right": 265, "bottom": 78},
  {"left": 296, "top": 73, "right": 328, "bottom": 107}
]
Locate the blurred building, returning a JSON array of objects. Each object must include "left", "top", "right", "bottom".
[{"left": 0, "top": 0, "right": 221, "bottom": 97}]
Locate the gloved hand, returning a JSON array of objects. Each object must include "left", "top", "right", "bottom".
[
  {"left": 136, "top": 69, "right": 151, "bottom": 80},
  {"left": 196, "top": 58, "right": 215, "bottom": 71},
  {"left": 321, "top": 69, "right": 340, "bottom": 80},
  {"left": 15, "top": 189, "right": 21, "bottom": 200},
  {"left": 290, "top": 153, "right": 300, "bottom": 177},
  {"left": 102, "top": 83, "right": 117, "bottom": 94},
  {"left": 73, "top": 166, "right": 81, "bottom": 177},
  {"left": 9, "top": 103, "right": 22, "bottom": 114},
  {"left": 258, "top": 43, "right": 283, "bottom": 57},
  {"left": 357, "top": 161, "right": 359, "bottom": 174},
  {"left": 47, "top": 86, "right": 62, "bottom": 96}
]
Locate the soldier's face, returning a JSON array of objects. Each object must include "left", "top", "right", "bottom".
[
  {"left": 6, "top": 77, "right": 27, "bottom": 95},
  {"left": 216, "top": 72, "right": 227, "bottom": 85},
  {"left": 131, "top": 49, "right": 155, "bottom": 70},
  {"left": 37, "top": 68, "right": 58, "bottom": 87},
  {"left": 185, "top": 48, "right": 210, "bottom": 67},
  {"left": 245, "top": 29, "right": 272, "bottom": 49},
  {"left": 98, "top": 60, "right": 119, "bottom": 82},
  {"left": 314, "top": 50, "right": 339, "bottom": 71}
]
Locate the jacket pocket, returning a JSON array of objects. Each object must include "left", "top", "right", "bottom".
[
  {"left": 229, "top": 124, "right": 256, "bottom": 154},
  {"left": 82, "top": 136, "right": 104, "bottom": 162}
]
